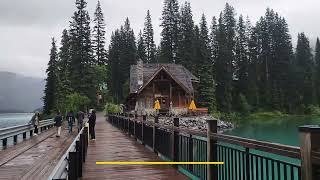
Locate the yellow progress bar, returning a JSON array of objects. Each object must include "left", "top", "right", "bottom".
[{"left": 96, "top": 162, "right": 224, "bottom": 165}]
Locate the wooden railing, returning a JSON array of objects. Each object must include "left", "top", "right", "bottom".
[
  {"left": 108, "top": 115, "right": 320, "bottom": 180},
  {"left": 0, "top": 119, "right": 55, "bottom": 149}
]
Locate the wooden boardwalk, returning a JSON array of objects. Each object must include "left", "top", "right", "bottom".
[
  {"left": 82, "top": 114, "right": 188, "bottom": 180},
  {"left": 0, "top": 124, "right": 76, "bottom": 180}
]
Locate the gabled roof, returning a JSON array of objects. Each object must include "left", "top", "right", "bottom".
[{"left": 130, "top": 63, "right": 199, "bottom": 94}]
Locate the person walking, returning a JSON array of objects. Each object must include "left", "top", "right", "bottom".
[
  {"left": 76, "top": 111, "right": 84, "bottom": 132},
  {"left": 30, "top": 112, "right": 40, "bottom": 136},
  {"left": 54, "top": 111, "right": 62, "bottom": 137},
  {"left": 88, "top": 110, "right": 96, "bottom": 140},
  {"left": 66, "top": 111, "right": 75, "bottom": 134}
]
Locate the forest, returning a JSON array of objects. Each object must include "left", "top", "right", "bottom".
[{"left": 43, "top": 0, "right": 320, "bottom": 119}]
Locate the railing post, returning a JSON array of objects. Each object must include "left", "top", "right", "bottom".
[
  {"left": 245, "top": 147, "right": 250, "bottom": 180},
  {"left": 2, "top": 138, "right": 7, "bottom": 148},
  {"left": 153, "top": 116, "right": 159, "bottom": 153},
  {"left": 13, "top": 135, "right": 17, "bottom": 144},
  {"left": 134, "top": 114, "right": 137, "bottom": 139},
  {"left": 142, "top": 115, "right": 146, "bottom": 145},
  {"left": 171, "top": 117, "right": 179, "bottom": 165},
  {"left": 206, "top": 119, "right": 217, "bottom": 180},
  {"left": 76, "top": 140, "right": 82, "bottom": 177},
  {"left": 188, "top": 134, "right": 193, "bottom": 172},
  {"left": 68, "top": 152, "right": 77, "bottom": 180},
  {"left": 299, "top": 125, "right": 320, "bottom": 180}
]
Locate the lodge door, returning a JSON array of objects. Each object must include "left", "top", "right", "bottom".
[{"left": 157, "top": 97, "right": 169, "bottom": 110}]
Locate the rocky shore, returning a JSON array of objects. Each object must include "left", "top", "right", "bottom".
[{"left": 146, "top": 115, "right": 234, "bottom": 133}]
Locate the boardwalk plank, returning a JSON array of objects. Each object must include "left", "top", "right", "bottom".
[
  {"left": 81, "top": 114, "right": 188, "bottom": 180},
  {"left": 0, "top": 125, "right": 77, "bottom": 180}
]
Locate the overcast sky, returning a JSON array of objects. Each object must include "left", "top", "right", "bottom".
[{"left": 0, "top": 0, "right": 318, "bottom": 78}]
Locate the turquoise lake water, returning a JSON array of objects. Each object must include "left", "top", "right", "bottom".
[
  {"left": 0, "top": 113, "right": 33, "bottom": 129},
  {"left": 224, "top": 115, "right": 320, "bottom": 146}
]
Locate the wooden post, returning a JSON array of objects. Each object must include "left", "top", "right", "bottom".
[
  {"left": 299, "top": 125, "right": 320, "bottom": 180},
  {"left": 171, "top": 117, "right": 179, "bottom": 166},
  {"left": 153, "top": 116, "right": 159, "bottom": 153},
  {"left": 142, "top": 115, "right": 146, "bottom": 145},
  {"left": 206, "top": 119, "right": 217, "bottom": 180}
]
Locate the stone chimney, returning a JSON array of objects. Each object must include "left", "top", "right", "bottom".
[{"left": 137, "top": 59, "right": 143, "bottom": 89}]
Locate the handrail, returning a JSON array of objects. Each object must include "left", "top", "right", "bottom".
[
  {"left": 48, "top": 121, "right": 89, "bottom": 180},
  {"left": 0, "top": 119, "right": 55, "bottom": 141},
  {"left": 48, "top": 128, "right": 83, "bottom": 180},
  {"left": 113, "top": 115, "right": 301, "bottom": 160}
]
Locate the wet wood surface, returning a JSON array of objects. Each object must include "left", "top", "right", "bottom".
[
  {"left": 81, "top": 114, "right": 188, "bottom": 180},
  {"left": 0, "top": 124, "right": 76, "bottom": 180}
]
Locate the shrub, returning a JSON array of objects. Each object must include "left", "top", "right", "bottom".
[
  {"left": 104, "top": 103, "right": 122, "bottom": 115},
  {"left": 304, "top": 105, "right": 320, "bottom": 115}
]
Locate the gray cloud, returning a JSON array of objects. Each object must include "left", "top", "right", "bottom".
[{"left": 0, "top": 0, "right": 319, "bottom": 78}]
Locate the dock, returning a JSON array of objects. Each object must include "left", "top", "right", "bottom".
[{"left": 0, "top": 113, "right": 320, "bottom": 179}]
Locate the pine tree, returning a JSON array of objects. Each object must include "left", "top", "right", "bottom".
[
  {"left": 197, "top": 14, "right": 216, "bottom": 110},
  {"left": 56, "top": 29, "right": 73, "bottom": 111},
  {"left": 215, "top": 4, "right": 236, "bottom": 113},
  {"left": 143, "top": 10, "right": 156, "bottom": 63},
  {"left": 234, "top": 15, "right": 250, "bottom": 111},
  {"left": 160, "top": 0, "right": 180, "bottom": 63},
  {"left": 295, "top": 33, "right": 314, "bottom": 106},
  {"left": 210, "top": 16, "right": 218, "bottom": 79},
  {"left": 315, "top": 38, "right": 320, "bottom": 105},
  {"left": 43, "top": 38, "right": 58, "bottom": 114},
  {"left": 137, "top": 30, "right": 147, "bottom": 62},
  {"left": 69, "top": 0, "right": 95, "bottom": 102},
  {"left": 108, "top": 18, "right": 137, "bottom": 103},
  {"left": 177, "top": 2, "right": 194, "bottom": 70},
  {"left": 92, "top": 0, "right": 107, "bottom": 65}
]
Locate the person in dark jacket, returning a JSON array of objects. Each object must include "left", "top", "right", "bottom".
[
  {"left": 88, "top": 110, "right": 96, "bottom": 140},
  {"left": 76, "top": 111, "right": 84, "bottom": 132},
  {"left": 54, "top": 111, "right": 62, "bottom": 137},
  {"left": 66, "top": 111, "right": 75, "bottom": 134}
]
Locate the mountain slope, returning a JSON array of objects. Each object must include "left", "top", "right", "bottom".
[{"left": 0, "top": 71, "right": 45, "bottom": 112}]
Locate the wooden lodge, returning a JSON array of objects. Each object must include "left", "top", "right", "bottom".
[{"left": 127, "top": 60, "right": 199, "bottom": 115}]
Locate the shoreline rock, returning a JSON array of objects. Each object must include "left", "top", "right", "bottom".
[{"left": 146, "top": 115, "right": 234, "bottom": 133}]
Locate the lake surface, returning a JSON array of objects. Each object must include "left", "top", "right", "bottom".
[
  {"left": 224, "top": 115, "right": 320, "bottom": 146},
  {"left": 0, "top": 113, "right": 34, "bottom": 129}
]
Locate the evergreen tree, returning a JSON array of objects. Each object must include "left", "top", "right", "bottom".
[
  {"left": 234, "top": 15, "right": 250, "bottom": 110},
  {"left": 215, "top": 4, "right": 236, "bottom": 113},
  {"left": 247, "top": 25, "right": 260, "bottom": 108},
  {"left": 137, "top": 30, "right": 147, "bottom": 62},
  {"left": 43, "top": 38, "right": 58, "bottom": 114},
  {"left": 160, "top": 0, "right": 180, "bottom": 63},
  {"left": 177, "top": 2, "right": 194, "bottom": 70},
  {"left": 143, "top": 10, "right": 156, "bottom": 63},
  {"left": 56, "top": 29, "right": 73, "bottom": 111},
  {"left": 108, "top": 18, "right": 137, "bottom": 103},
  {"left": 92, "top": 0, "right": 107, "bottom": 65},
  {"left": 295, "top": 33, "right": 314, "bottom": 106},
  {"left": 315, "top": 38, "right": 320, "bottom": 105},
  {"left": 210, "top": 16, "right": 218, "bottom": 79},
  {"left": 197, "top": 14, "right": 216, "bottom": 110},
  {"left": 69, "top": 0, "right": 95, "bottom": 102}
]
